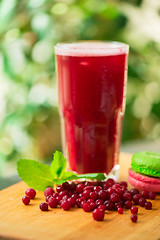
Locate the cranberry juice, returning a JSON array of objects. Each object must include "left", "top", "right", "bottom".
[{"left": 55, "top": 42, "right": 128, "bottom": 174}]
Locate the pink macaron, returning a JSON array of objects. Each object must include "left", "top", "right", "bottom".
[{"left": 128, "top": 169, "right": 160, "bottom": 192}]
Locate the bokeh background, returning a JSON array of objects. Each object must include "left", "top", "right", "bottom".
[{"left": 0, "top": 0, "right": 160, "bottom": 179}]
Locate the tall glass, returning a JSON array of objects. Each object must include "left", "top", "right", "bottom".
[{"left": 55, "top": 41, "right": 129, "bottom": 176}]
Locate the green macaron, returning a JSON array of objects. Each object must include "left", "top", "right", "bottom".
[{"left": 131, "top": 151, "right": 160, "bottom": 177}]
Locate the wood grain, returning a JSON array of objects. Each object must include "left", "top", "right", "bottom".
[{"left": 0, "top": 153, "right": 160, "bottom": 240}]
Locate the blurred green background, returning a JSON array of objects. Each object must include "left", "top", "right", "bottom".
[{"left": 0, "top": 0, "right": 160, "bottom": 176}]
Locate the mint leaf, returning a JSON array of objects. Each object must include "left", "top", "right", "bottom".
[
  {"left": 77, "top": 173, "right": 106, "bottom": 181},
  {"left": 61, "top": 171, "right": 78, "bottom": 180},
  {"left": 50, "top": 151, "right": 66, "bottom": 178},
  {"left": 17, "top": 159, "right": 54, "bottom": 191}
]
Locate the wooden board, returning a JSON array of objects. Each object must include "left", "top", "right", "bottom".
[{"left": 0, "top": 153, "right": 160, "bottom": 240}]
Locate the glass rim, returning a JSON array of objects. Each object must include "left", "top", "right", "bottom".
[{"left": 55, "top": 40, "right": 129, "bottom": 56}]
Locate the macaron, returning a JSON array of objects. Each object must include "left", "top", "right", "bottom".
[{"left": 128, "top": 151, "right": 160, "bottom": 192}]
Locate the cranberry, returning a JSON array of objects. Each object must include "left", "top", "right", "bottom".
[
  {"left": 93, "top": 208, "right": 105, "bottom": 221},
  {"left": 94, "top": 186, "right": 102, "bottom": 192},
  {"left": 95, "top": 199, "right": 104, "bottom": 206},
  {"left": 87, "top": 199, "right": 94, "bottom": 204},
  {"left": 59, "top": 190, "right": 68, "bottom": 199},
  {"left": 139, "top": 197, "right": 146, "bottom": 207},
  {"left": 131, "top": 214, "right": 138, "bottom": 222},
  {"left": 40, "top": 202, "right": 48, "bottom": 211},
  {"left": 119, "top": 181, "right": 128, "bottom": 188},
  {"left": 76, "top": 198, "right": 81, "bottom": 208},
  {"left": 61, "top": 200, "right": 71, "bottom": 211},
  {"left": 22, "top": 196, "right": 30, "bottom": 205},
  {"left": 106, "top": 178, "right": 115, "bottom": 186},
  {"left": 107, "top": 187, "right": 116, "bottom": 196},
  {"left": 25, "top": 188, "right": 36, "bottom": 199},
  {"left": 110, "top": 193, "right": 120, "bottom": 203},
  {"left": 44, "top": 187, "right": 55, "bottom": 197},
  {"left": 84, "top": 186, "right": 94, "bottom": 192},
  {"left": 82, "top": 202, "right": 92, "bottom": 212},
  {"left": 112, "top": 184, "right": 121, "bottom": 189},
  {"left": 125, "top": 200, "right": 132, "bottom": 209},
  {"left": 130, "top": 188, "right": 139, "bottom": 196},
  {"left": 98, "top": 190, "right": 108, "bottom": 200},
  {"left": 115, "top": 202, "right": 123, "bottom": 210},
  {"left": 62, "top": 182, "right": 70, "bottom": 190},
  {"left": 90, "top": 191, "right": 98, "bottom": 200},
  {"left": 104, "top": 200, "right": 114, "bottom": 210},
  {"left": 103, "top": 182, "right": 110, "bottom": 190},
  {"left": 71, "top": 193, "right": 79, "bottom": 199},
  {"left": 70, "top": 183, "right": 76, "bottom": 192},
  {"left": 62, "top": 195, "right": 69, "bottom": 201},
  {"left": 83, "top": 190, "right": 91, "bottom": 200},
  {"left": 133, "top": 194, "right": 141, "bottom": 205},
  {"left": 56, "top": 196, "right": 61, "bottom": 203},
  {"left": 52, "top": 193, "right": 59, "bottom": 198},
  {"left": 76, "top": 184, "right": 85, "bottom": 193},
  {"left": 85, "top": 181, "right": 93, "bottom": 186},
  {"left": 56, "top": 185, "right": 64, "bottom": 193},
  {"left": 131, "top": 206, "right": 138, "bottom": 214},
  {"left": 148, "top": 192, "right": 156, "bottom": 200},
  {"left": 141, "top": 190, "right": 149, "bottom": 199},
  {"left": 116, "top": 188, "right": 124, "bottom": 196},
  {"left": 98, "top": 205, "right": 106, "bottom": 211},
  {"left": 90, "top": 202, "right": 97, "bottom": 211},
  {"left": 144, "top": 201, "right": 152, "bottom": 210},
  {"left": 117, "top": 207, "right": 123, "bottom": 214},
  {"left": 81, "top": 201, "right": 86, "bottom": 207},
  {"left": 48, "top": 197, "right": 58, "bottom": 208},
  {"left": 68, "top": 197, "right": 76, "bottom": 207},
  {"left": 46, "top": 195, "right": 52, "bottom": 202},
  {"left": 123, "top": 192, "right": 132, "bottom": 201}
]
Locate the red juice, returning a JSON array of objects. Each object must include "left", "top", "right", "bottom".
[{"left": 55, "top": 42, "right": 129, "bottom": 174}]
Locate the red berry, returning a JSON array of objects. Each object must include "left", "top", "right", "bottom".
[
  {"left": 61, "top": 200, "right": 71, "bottom": 211},
  {"left": 119, "top": 181, "right": 128, "bottom": 188},
  {"left": 131, "top": 214, "right": 138, "bottom": 222},
  {"left": 98, "top": 190, "right": 108, "bottom": 200},
  {"left": 107, "top": 187, "right": 116, "bottom": 196},
  {"left": 87, "top": 199, "right": 94, "bottom": 204},
  {"left": 123, "top": 192, "right": 132, "bottom": 201},
  {"left": 141, "top": 190, "right": 149, "bottom": 199},
  {"left": 25, "top": 188, "right": 36, "bottom": 199},
  {"left": 131, "top": 206, "right": 138, "bottom": 214},
  {"left": 117, "top": 207, "right": 123, "bottom": 214},
  {"left": 112, "top": 184, "right": 121, "bottom": 189},
  {"left": 93, "top": 208, "right": 105, "bottom": 221},
  {"left": 148, "top": 192, "right": 156, "bottom": 200},
  {"left": 95, "top": 199, "right": 104, "bottom": 206},
  {"left": 83, "top": 190, "right": 91, "bottom": 200},
  {"left": 46, "top": 195, "right": 52, "bottom": 202},
  {"left": 68, "top": 197, "right": 76, "bottom": 207},
  {"left": 98, "top": 205, "right": 106, "bottom": 212},
  {"left": 94, "top": 186, "right": 102, "bottom": 192},
  {"left": 52, "top": 193, "right": 59, "bottom": 198},
  {"left": 104, "top": 200, "right": 114, "bottom": 210},
  {"left": 116, "top": 188, "right": 124, "bottom": 196},
  {"left": 115, "top": 202, "right": 123, "bottom": 210},
  {"left": 56, "top": 185, "right": 64, "bottom": 193},
  {"left": 40, "top": 202, "right": 48, "bottom": 211},
  {"left": 90, "top": 202, "right": 97, "bottom": 211},
  {"left": 106, "top": 178, "right": 115, "bottom": 186},
  {"left": 139, "top": 197, "right": 146, "bottom": 207},
  {"left": 22, "top": 196, "right": 30, "bottom": 205},
  {"left": 90, "top": 191, "right": 98, "bottom": 200},
  {"left": 110, "top": 193, "right": 120, "bottom": 203},
  {"left": 103, "top": 182, "right": 110, "bottom": 190},
  {"left": 62, "top": 182, "right": 70, "bottom": 190},
  {"left": 144, "top": 201, "right": 152, "bottom": 210},
  {"left": 44, "top": 187, "right": 55, "bottom": 197},
  {"left": 76, "top": 184, "right": 85, "bottom": 193},
  {"left": 82, "top": 202, "right": 92, "bottom": 212},
  {"left": 84, "top": 186, "right": 94, "bottom": 192},
  {"left": 125, "top": 200, "right": 132, "bottom": 209},
  {"left": 130, "top": 188, "right": 139, "bottom": 196},
  {"left": 133, "top": 194, "right": 141, "bottom": 205},
  {"left": 48, "top": 197, "right": 58, "bottom": 208}
]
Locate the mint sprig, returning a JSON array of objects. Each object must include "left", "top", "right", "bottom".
[{"left": 17, "top": 151, "right": 106, "bottom": 191}]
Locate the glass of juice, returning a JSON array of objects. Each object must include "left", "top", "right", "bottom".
[{"left": 55, "top": 41, "right": 129, "bottom": 177}]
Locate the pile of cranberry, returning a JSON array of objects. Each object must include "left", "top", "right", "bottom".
[{"left": 22, "top": 179, "right": 156, "bottom": 222}]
